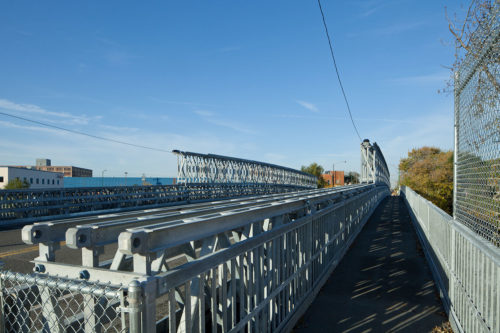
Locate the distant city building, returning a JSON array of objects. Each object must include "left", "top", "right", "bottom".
[
  {"left": 321, "top": 171, "right": 345, "bottom": 187},
  {"left": 36, "top": 165, "right": 92, "bottom": 177},
  {"left": 36, "top": 158, "right": 51, "bottom": 167},
  {"left": 0, "top": 166, "right": 64, "bottom": 189},
  {"left": 16, "top": 159, "right": 92, "bottom": 177}
]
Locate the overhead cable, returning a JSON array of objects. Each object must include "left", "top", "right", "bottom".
[
  {"left": 317, "top": 0, "right": 362, "bottom": 142},
  {"left": 0, "top": 111, "right": 171, "bottom": 153}
]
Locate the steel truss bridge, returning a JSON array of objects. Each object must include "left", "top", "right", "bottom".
[
  {"left": 0, "top": 139, "right": 394, "bottom": 332},
  {"left": 173, "top": 150, "right": 317, "bottom": 187},
  {"left": 1, "top": 129, "right": 498, "bottom": 333},
  {"left": 0, "top": 150, "right": 320, "bottom": 227}
]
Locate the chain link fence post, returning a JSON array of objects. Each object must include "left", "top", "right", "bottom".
[{"left": 127, "top": 280, "right": 142, "bottom": 333}]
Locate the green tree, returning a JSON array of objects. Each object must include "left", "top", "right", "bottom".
[
  {"left": 4, "top": 178, "right": 30, "bottom": 190},
  {"left": 301, "top": 163, "right": 328, "bottom": 188},
  {"left": 399, "top": 147, "right": 453, "bottom": 214},
  {"left": 345, "top": 171, "right": 360, "bottom": 184}
]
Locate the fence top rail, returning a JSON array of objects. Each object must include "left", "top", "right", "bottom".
[
  {"left": 0, "top": 270, "right": 124, "bottom": 298},
  {"left": 118, "top": 185, "right": 373, "bottom": 255}
]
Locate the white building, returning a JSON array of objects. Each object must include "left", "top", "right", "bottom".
[{"left": 0, "top": 166, "right": 64, "bottom": 189}]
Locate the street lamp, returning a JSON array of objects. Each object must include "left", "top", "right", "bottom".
[
  {"left": 101, "top": 169, "right": 107, "bottom": 187},
  {"left": 124, "top": 172, "right": 128, "bottom": 186},
  {"left": 332, "top": 160, "right": 346, "bottom": 187}
]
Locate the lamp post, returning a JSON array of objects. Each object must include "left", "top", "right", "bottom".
[
  {"left": 332, "top": 161, "right": 346, "bottom": 187},
  {"left": 124, "top": 172, "right": 128, "bottom": 186},
  {"left": 101, "top": 169, "right": 107, "bottom": 187}
]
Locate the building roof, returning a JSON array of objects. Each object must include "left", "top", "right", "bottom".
[{"left": 0, "top": 166, "right": 64, "bottom": 174}]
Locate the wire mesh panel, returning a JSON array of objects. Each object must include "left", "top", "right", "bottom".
[
  {"left": 455, "top": 8, "right": 500, "bottom": 246},
  {"left": 0, "top": 271, "right": 127, "bottom": 333}
]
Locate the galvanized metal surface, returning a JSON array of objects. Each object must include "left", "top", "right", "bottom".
[
  {"left": 454, "top": 7, "right": 500, "bottom": 247},
  {"left": 150, "top": 185, "right": 389, "bottom": 332},
  {"left": 0, "top": 183, "right": 308, "bottom": 226},
  {"left": 401, "top": 186, "right": 499, "bottom": 333},
  {"left": 1, "top": 184, "right": 389, "bottom": 332},
  {"left": 173, "top": 150, "right": 317, "bottom": 188},
  {"left": 0, "top": 146, "right": 394, "bottom": 332},
  {"left": 360, "top": 140, "right": 390, "bottom": 187}
]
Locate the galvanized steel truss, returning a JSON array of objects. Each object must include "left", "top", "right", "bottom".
[
  {"left": 360, "top": 140, "right": 390, "bottom": 187},
  {"left": 173, "top": 150, "right": 317, "bottom": 188},
  {"left": 3, "top": 184, "right": 389, "bottom": 332},
  {"left": 0, "top": 183, "right": 306, "bottom": 226}
]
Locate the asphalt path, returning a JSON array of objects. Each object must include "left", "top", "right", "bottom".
[{"left": 294, "top": 196, "right": 448, "bottom": 333}]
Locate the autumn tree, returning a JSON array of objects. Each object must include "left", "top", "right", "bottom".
[
  {"left": 399, "top": 147, "right": 454, "bottom": 215},
  {"left": 301, "top": 163, "right": 328, "bottom": 188},
  {"left": 4, "top": 178, "right": 30, "bottom": 190}
]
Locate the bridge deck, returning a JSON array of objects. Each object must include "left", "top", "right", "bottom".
[{"left": 294, "top": 196, "right": 448, "bottom": 333}]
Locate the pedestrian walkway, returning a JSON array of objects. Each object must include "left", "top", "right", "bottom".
[{"left": 294, "top": 196, "right": 448, "bottom": 333}]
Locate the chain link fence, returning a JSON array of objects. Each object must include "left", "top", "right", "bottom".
[
  {"left": 0, "top": 270, "right": 128, "bottom": 333},
  {"left": 454, "top": 7, "right": 500, "bottom": 246}
]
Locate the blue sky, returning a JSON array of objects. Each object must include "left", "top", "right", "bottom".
[{"left": 0, "top": 1, "right": 467, "bottom": 184}]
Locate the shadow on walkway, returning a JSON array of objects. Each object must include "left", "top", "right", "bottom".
[{"left": 294, "top": 196, "right": 448, "bottom": 333}]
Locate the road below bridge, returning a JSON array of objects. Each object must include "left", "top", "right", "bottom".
[
  {"left": 0, "top": 228, "right": 119, "bottom": 273},
  {"left": 294, "top": 196, "right": 448, "bottom": 333}
]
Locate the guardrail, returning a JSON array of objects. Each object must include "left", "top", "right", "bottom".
[
  {"left": 401, "top": 186, "right": 499, "bottom": 333},
  {"left": 0, "top": 183, "right": 308, "bottom": 227},
  {"left": 2, "top": 184, "right": 389, "bottom": 332}
]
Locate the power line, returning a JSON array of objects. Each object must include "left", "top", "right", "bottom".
[
  {"left": 317, "top": 0, "right": 362, "bottom": 142},
  {"left": 0, "top": 111, "right": 171, "bottom": 153}
]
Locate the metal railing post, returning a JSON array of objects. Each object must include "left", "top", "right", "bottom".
[
  {"left": 453, "top": 70, "right": 459, "bottom": 221},
  {"left": 128, "top": 280, "right": 142, "bottom": 333}
]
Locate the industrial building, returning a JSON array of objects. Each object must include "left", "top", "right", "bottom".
[
  {"left": 17, "top": 158, "right": 92, "bottom": 177},
  {"left": 0, "top": 166, "right": 64, "bottom": 189},
  {"left": 321, "top": 170, "right": 345, "bottom": 187}
]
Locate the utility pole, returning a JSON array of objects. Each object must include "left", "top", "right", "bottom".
[{"left": 101, "top": 169, "right": 107, "bottom": 187}]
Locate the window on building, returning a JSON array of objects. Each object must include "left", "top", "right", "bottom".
[
  {"left": 30, "top": 178, "right": 33, "bottom": 184},
  {"left": 42, "top": 179, "right": 45, "bottom": 184},
  {"left": 52, "top": 179, "right": 54, "bottom": 185},
  {"left": 36, "top": 178, "right": 39, "bottom": 184},
  {"left": 57, "top": 180, "right": 59, "bottom": 185},
  {"left": 0, "top": 176, "right": 3, "bottom": 182}
]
